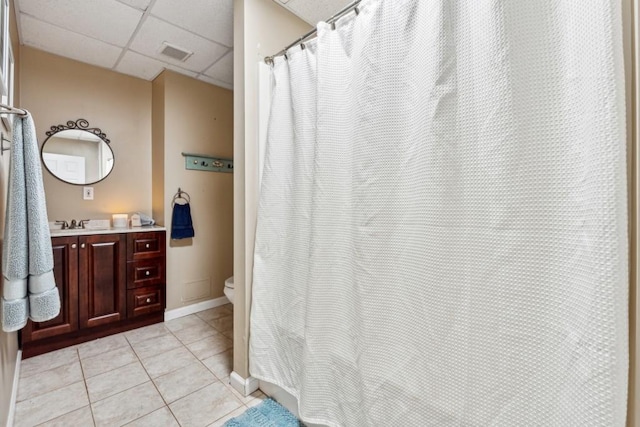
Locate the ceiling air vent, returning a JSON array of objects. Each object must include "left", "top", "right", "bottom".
[{"left": 159, "top": 42, "right": 193, "bottom": 62}]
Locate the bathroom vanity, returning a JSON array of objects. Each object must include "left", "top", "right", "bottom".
[{"left": 20, "top": 226, "right": 166, "bottom": 358}]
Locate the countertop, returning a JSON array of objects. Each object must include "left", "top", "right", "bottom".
[{"left": 49, "top": 225, "right": 166, "bottom": 237}]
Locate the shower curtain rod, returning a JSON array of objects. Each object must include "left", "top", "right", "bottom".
[{"left": 264, "top": 0, "right": 362, "bottom": 65}]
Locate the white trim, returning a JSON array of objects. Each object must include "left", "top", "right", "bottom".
[
  {"left": 7, "top": 349, "right": 21, "bottom": 427},
  {"left": 164, "top": 295, "right": 229, "bottom": 322},
  {"left": 230, "top": 371, "right": 259, "bottom": 397}
]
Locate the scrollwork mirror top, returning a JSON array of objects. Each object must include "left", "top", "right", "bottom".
[{"left": 41, "top": 119, "right": 115, "bottom": 186}]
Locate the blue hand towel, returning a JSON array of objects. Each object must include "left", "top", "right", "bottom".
[{"left": 171, "top": 203, "right": 195, "bottom": 239}]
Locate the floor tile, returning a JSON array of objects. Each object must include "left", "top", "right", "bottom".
[
  {"left": 186, "top": 333, "right": 232, "bottom": 360},
  {"left": 77, "top": 334, "right": 129, "bottom": 359},
  {"left": 36, "top": 405, "right": 94, "bottom": 427},
  {"left": 14, "top": 381, "right": 89, "bottom": 427},
  {"left": 169, "top": 382, "right": 243, "bottom": 427},
  {"left": 196, "top": 306, "right": 232, "bottom": 322},
  {"left": 91, "top": 382, "right": 164, "bottom": 427},
  {"left": 86, "top": 361, "right": 150, "bottom": 402},
  {"left": 81, "top": 345, "right": 138, "bottom": 378},
  {"left": 131, "top": 333, "right": 183, "bottom": 360},
  {"left": 206, "top": 315, "right": 233, "bottom": 334},
  {"left": 140, "top": 345, "right": 198, "bottom": 379},
  {"left": 201, "top": 349, "right": 233, "bottom": 380},
  {"left": 206, "top": 406, "right": 247, "bottom": 427},
  {"left": 165, "top": 314, "right": 209, "bottom": 332},
  {"left": 245, "top": 392, "right": 267, "bottom": 408},
  {"left": 225, "top": 384, "right": 266, "bottom": 405},
  {"left": 153, "top": 362, "right": 217, "bottom": 403},
  {"left": 20, "top": 347, "right": 79, "bottom": 379},
  {"left": 124, "top": 406, "right": 179, "bottom": 426},
  {"left": 17, "top": 360, "right": 83, "bottom": 402},
  {"left": 124, "top": 323, "right": 172, "bottom": 345},
  {"left": 171, "top": 321, "right": 219, "bottom": 345}
]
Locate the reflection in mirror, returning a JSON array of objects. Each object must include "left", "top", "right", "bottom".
[{"left": 41, "top": 119, "right": 114, "bottom": 185}]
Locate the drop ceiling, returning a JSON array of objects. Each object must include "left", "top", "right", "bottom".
[
  {"left": 15, "top": 0, "right": 234, "bottom": 89},
  {"left": 13, "top": 0, "right": 351, "bottom": 91}
]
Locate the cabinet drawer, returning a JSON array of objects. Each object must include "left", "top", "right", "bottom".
[
  {"left": 127, "top": 286, "right": 164, "bottom": 318},
  {"left": 127, "top": 232, "right": 165, "bottom": 260},
  {"left": 127, "top": 258, "right": 165, "bottom": 289}
]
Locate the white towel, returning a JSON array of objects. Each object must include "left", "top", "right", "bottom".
[{"left": 2, "top": 113, "right": 60, "bottom": 331}]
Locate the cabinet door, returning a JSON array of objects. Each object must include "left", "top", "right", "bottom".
[
  {"left": 22, "top": 236, "right": 79, "bottom": 342},
  {"left": 79, "top": 234, "right": 126, "bottom": 328}
]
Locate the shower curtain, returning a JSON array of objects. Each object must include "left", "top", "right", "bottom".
[{"left": 250, "top": 1, "right": 629, "bottom": 425}]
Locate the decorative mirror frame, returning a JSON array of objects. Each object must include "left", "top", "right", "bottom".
[{"left": 41, "top": 118, "right": 114, "bottom": 185}]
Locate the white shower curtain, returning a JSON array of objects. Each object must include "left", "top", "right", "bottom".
[{"left": 250, "top": 1, "right": 629, "bottom": 425}]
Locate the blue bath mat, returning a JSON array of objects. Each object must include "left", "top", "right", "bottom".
[{"left": 224, "top": 398, "right": 303, "bottom": 427}]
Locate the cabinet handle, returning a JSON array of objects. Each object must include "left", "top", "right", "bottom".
[
  {"left": 71, "top": 243, "right": 77, "bottom": 249},
  {"left": 145, "top": 243, "right": 150, "bottom": 248},
  {"left": 145, "top": 271, "right": 150, "bottom": 276},
  {"left": 146, "top": 297, "right": 151, "bottom": 303},
  {"left": 80, "top": 243, "right": 86, "bottom": 249}
]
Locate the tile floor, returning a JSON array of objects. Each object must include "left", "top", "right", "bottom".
[{"left": 14, "top": 304, "right": 266, "bottom": 427}]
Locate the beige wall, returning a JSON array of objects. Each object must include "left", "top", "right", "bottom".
[
  {"left": 152, "top": 73, "right": 165, "bottom": 225},
  {"left": 628, "top": 1, "right": 638, "bottom": 426},
  {"left": 20, "top": 47, "right": 152, "bottom": 221},
  {"left": 153, "top": 70, "right": 234, "bottom": 310},
  {"left": 1, "top": 2, "right": 22, "bottom": 424},
  {"left": 233, "top": 0, "right": 311, "bottom": 378}
]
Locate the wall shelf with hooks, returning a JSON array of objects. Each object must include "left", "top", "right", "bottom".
[{"left": 182, "top": 152, "right": 233, "bottom": 173}]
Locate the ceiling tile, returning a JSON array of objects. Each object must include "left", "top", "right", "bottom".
[
  {"left": 165, "top": 64, "right": 198, "bottom": 78},
  {"left": 129, "top": 16, "right": 228, "bottom": 73},
  {"left": 285, "top": 0, "right": 352, "bottom": 25},
  {"left": 197, "top": 75, "right": 232, "bottom": 91},
  {"left": 18, "top": 0, "right": 142, "bottom": 47},
  {"left": 150, "top": 0, "right": 233, "bottom": 47},
  {"left": 203, "top": 51, "right": 233, "bottom": 85},
  {"left": 115, "top": 50, "right": 164, "bottom": 80},
  {"left": 20, "top": 14, "right": 122, "bottom": 69},
  {"left": 116, "top": 0, "right": 152, "bottom": 11}
]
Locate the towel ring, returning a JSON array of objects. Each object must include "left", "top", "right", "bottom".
[{"left": 172, "top": 188, "right": 191, "bottom": 205}]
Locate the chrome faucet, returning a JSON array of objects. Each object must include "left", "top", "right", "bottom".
[
  {"left": 55, "top": 220, "right": 69, "bottom": 230},
  {"left": 67, "top": 219, "right": 90, "bottom": 229}
]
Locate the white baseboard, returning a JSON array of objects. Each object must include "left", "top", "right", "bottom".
[
  {"left": 230, "top": 371, "right": 259, "bottom": 397},
  {"left": 164, "top": 296, "right": 230, "bottom": 322},
  {"left": 7, "top": 349, "right": 21, "bottom": 427}
]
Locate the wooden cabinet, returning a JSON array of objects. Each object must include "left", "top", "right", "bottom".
[
  {"left": 21, "top": 230, "right": 166, "bottom": 358},
  {"left": 22, "top": 236, "right": 79, "bottom": 342},
  {"left": 79, "top": 234, "right": 126, "bottom": 328},
  {"left": 126, "top": 232, "right": 166, "bottom": 318}
]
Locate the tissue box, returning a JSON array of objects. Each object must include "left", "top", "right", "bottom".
[{"left": 86, "top": 219, "right": 110, "bottom": 230}]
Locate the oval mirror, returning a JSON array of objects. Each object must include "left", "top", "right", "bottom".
[{"left": 41, "top": 119, "right": 114, "bottom": 185}]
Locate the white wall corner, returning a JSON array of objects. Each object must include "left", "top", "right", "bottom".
[
  {"left": 7, "top": 349, "right": 21, "bottom": 427},
  {"left": 164, "top": 295, "right": 230, "bottom": 322},
  {"left": 230, "top": 371, "right": 259, "bottom": 396}
]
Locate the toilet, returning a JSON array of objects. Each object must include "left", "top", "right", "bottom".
[{"left": 224, "top": 276, "right": 234, "bottom": 304}]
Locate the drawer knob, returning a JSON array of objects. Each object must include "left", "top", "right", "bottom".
[
  {"left": 80, "top": 243, "right": 86, "bottom": 249},
  {"left": 145, "top": 271, "right": 150, "bottom": 276},
  {"left": 146, "top": 297, "right": 151, "bottom": 303},
  {"left": 71, "top": 243, "right": 77, "bottom": 249},
  {"left": 145, "top": 243, "right": 150, "bottom": 248}
]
